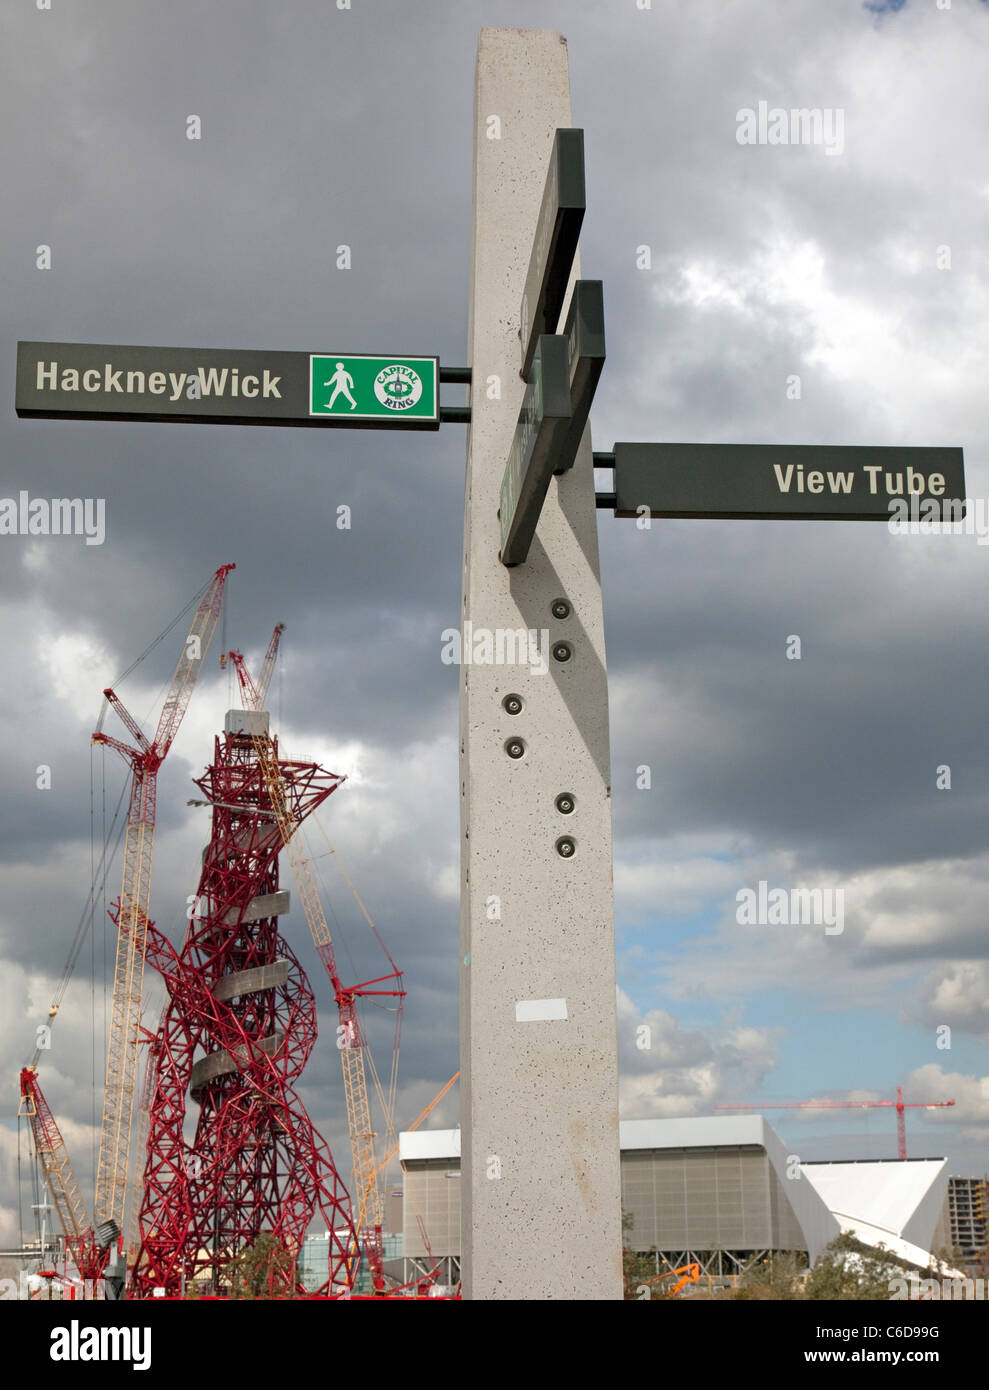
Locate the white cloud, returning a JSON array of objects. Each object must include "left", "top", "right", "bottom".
[
  {"left": 615, "top": 853, "right": 740, "bottom": 923},
  {"left": 906, "top": 1063, "right": 989, "bottom": 1127},
  {"left": 430, "top": 863, "right": 459, "bottom": 903},
  {"left": 923, "top": 962, "right": 989, "bottom": 1038},
  {"left": 616, "top": 988, "right": 777, "bottom": 1119}
]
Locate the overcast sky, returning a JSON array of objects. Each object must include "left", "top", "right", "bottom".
[{"left": 2, "top": 0, "right": 988, "bottom": 1252}]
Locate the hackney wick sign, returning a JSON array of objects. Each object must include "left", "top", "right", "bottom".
[{"left": 15, "top": 342, "right": 440, "bottom": 429}]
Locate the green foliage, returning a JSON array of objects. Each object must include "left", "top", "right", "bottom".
[
  {"left": 226, "top": 1232, "right": 296, "bottom": 1300},
  {"left": 731, "top": 1251, "right": 805, "bottom": 1300},
  {"left": 622, "top": 1209, "right": 659, "bottom": 1300},
  {"left": 621, "top": 1209, "right": 680, "bottom": 1301},
  {"left": 804, "top": 1233, "right": 903, "bottom": 1301}
]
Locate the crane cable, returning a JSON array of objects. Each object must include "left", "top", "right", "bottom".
[
  {"left": 18, "top": 572, "right": 224, "bottom": 1263},
  {"left": 29, "top": 570, "right": 218, "bottom": 1063},
  {"left": 31, "top": 761, "right": 129, "bottom": 1067},
  {"left": 105, "top": 573, "right": 213, "bottom": 697},
  {"left": 309, "top": 812, "right": 404, "bottom": 1129},
  {"left": 16, "top": 1118, "right": 25, "bottom": 1251},
  {"left": 295, "top": 819, "right": 400, "bottom": 1154}
]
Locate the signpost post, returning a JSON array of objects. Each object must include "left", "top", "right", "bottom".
[{"left": 460, "top": 29, "right": 623, "bottom": 1301}]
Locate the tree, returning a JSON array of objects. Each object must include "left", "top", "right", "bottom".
[
  {"left": 621, "top": 1210, "right": 669, "bottom": 1301},
  {"left": 226, "top": 1232, "right": 297, "bottom": 1300},
  {"left": 731, "top": 1250, "right": 805, "bottom": 1300},
  {"left": 805, "top": 1233, "right": 904, "bottom": 1300}
]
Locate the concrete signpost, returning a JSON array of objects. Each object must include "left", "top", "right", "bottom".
[
  {"left": 14, "top": 24, "right": 967, "bottom": 1304},
  {"left": 460, "top": 30, "right": 623, "bottom": 1301}
]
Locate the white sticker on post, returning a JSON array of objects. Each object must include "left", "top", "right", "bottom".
[{"left": 515, "top": 997, "right": 568, "bottom": 1022}]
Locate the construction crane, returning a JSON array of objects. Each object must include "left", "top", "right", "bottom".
[
  {"left": 227, "top": 627, "right": 405, "bottom": 1292},
  {"left": 121, "top": 1022, "right": 163, "bottom": 1269},
  {"left": 17, "top": 1068, "right": 104, "bottom": 1283},
  {"left": 716, "top": 1084, "right": 955, "bottom": 1160},
  {"left": 355, "top": 1070, "right": 460, "bottom": 1242},
  {"left": 90, "top": 563, "right": 234, "bottom": 1251},
  {"left": 360, "top": 1070, "right": 460, "bottom": 1296},
  {"left": 637, "top": 1263, "right": 701, "bottom": 1298}
]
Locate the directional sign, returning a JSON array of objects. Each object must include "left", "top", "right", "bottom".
[
  {"left": 611, "top": 443, "right": 966, "bottom": 521},
  {"left": 499, "top": 335, "right": 572, "bottom": 566},
  {"left": 309, "top": 354, "right": 438, "bottom": 423},
  {"left": 519, "top": 129, "right": 585, "bottom": 381},
  {"left": 15, "top": 342, "right": 440, "bottom": 429},
  {"left": 553, "top": 280, "right": 605, "bottom": 476}
]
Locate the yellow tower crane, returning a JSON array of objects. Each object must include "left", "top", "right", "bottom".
[{"left": 90, "top": 564, "right": 234, "bottom": 1260}]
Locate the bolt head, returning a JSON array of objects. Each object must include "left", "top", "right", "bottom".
[
  {"left": 555, "top": 793, "right": 575, "bottom": 815},
  {"left": 503, "top": 694, "right": 523, "bottom": 715},
  {"left": 552, "top": 642, "right": 572, "bottom": 663},
  {"left": 551, "top": 599, "right": 571, "bottom": 621},
  {"left": 556, "top": 837, "right": 576, "bottom": 858},
  {"left": 505, "top": 739, "right": 525, "bottom": 760}
]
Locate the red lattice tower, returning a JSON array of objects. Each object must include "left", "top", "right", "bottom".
[{"left": 131, "top": 716, "right": 358, "bottom": 1297}]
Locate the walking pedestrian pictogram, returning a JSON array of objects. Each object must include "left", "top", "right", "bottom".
[{"left": 324, "top": 362, "right": 357, "bottom": 411}]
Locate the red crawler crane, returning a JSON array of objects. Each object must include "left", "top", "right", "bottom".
[
  {"left": 18, "top": 1068, "right": 104, "bottom": 1282},
  {"left": 716, "top": 1085, "right": 955, "bottom": 1160}
]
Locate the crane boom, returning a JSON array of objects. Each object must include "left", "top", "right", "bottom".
[
  {"left": 153, "top": 569, "right": 236, "bottom": 755},
  {"left": 716, "top": 1084, "right": 955, "bottom": 1160},
  {"left": 92, "top": 564, "right": 233, "bottom": 1239},
  {"left": 257, "top": 622, "right": 284, "bottom": 706},
  {"left": 354, "top": 1070, "right": 460, "bottom": 1240},
  {"left": 18, "top": 1067, "right": 103, "bottom": 1281}
]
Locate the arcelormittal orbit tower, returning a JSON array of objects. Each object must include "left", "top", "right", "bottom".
[{"left": 132, "top": 692, "right": 357, "bottom": 1297}]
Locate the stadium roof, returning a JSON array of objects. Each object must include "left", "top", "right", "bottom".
[
  {"left": 620, "top": 1115, "right": 769, "bottom": 1150},
  {"left": 801, "top": 1158, "right": 953, "bottom": 1270},
  {"left": 400, "top": 1128, "right": 461, "bottom": 1162},
  {"left": 398, "top": 1121, "right": 959, "bottom": 1271},
  {"left": 399, "top": 1115, "right": 784, "bottom": 1163}
]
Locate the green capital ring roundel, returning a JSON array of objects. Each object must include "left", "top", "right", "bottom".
[{"left": 309, "top": 354, "right": 438, "bottom": 422}]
